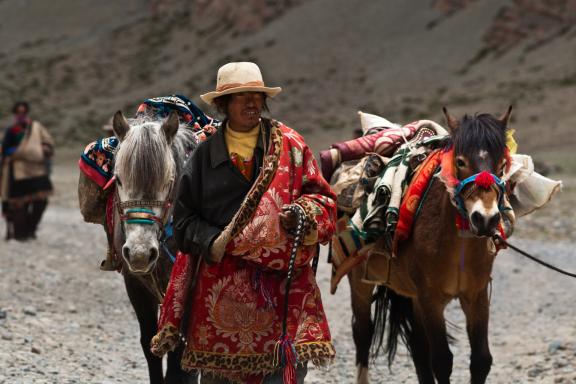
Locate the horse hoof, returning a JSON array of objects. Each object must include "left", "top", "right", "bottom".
[{"left": 356, "top": 365, "right": 369, "bottom": 384}]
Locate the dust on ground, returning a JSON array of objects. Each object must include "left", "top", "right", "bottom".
[{"left": 1, "top": 155, "right": 575, "bottom": 384}]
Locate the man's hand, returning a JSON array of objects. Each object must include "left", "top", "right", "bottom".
[{"left": 279, "top": 206, "right": 299, "bottom": 231}]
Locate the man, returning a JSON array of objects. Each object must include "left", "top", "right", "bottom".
[
  {"left": 152, "top": 62, "right": 337, "bottom": 383},
  {"left": 1, "top": 101, "right": 54, "bottom": 241}
]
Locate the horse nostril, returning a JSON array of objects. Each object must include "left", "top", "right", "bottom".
[
  {"left": 149, "top": 247, "right": 159, "bottom": 263},
  {"left": 487, "top": 212, "right": 501, "bottom": 230},
  {"left": 122, "top": 246, "right": 131, "bottom": 262},
  {"left": 471, "top": 212, "right": 483, "bottom": 228}
]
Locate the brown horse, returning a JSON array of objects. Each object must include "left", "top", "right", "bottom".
[{"left": 347, "top": 107, "right": 513, "bottom": 384}]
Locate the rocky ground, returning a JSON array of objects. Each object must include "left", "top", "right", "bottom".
[{"left": 1, "top": 158, "right": 575, "bottom": 383}]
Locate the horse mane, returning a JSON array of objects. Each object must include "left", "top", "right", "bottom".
[
  {"left": 170, "top": 126, "right": 197, "bottom": 180},
  {"left": 451, "top": 113, "right": 507, "bottom": 163},
  {"left": 115, "top": 116, "right": 197, "bottom": 198}
]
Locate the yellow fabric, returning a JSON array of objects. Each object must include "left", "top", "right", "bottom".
[
  {"left": 506, "top": 129, "right": 518, "bottom": 155},
  {"left": 225, "top": 123, "right": 260, "bottom": 160}
]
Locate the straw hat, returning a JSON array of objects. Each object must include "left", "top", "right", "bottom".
[{"left": 200, "top": 62, "right": 282, "bottom": 105}]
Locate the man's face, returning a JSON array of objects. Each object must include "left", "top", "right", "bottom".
[
  {"left": 14, "top": 106, "right": 28, "bottom": 121},
  {"left": 227, "top": 92, "right": 264, "bottom": 131}
]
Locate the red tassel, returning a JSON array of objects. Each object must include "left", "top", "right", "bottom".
[
  {"left": 495, "top": 222, "right": 508, "bottom": 252},
  {"left": 475, "top": 171, "right": 495, "bottom": 189},
  {"left": 273, "top": 336, "right": 298, "bottom": 384},
  {"left": 455, "top": 214, "right": 470, "bottom": 231},
  {"left": 283, "top": 361, "right": 297, "bottom": 384}
]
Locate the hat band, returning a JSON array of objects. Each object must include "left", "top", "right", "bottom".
[{"left": 216, "top": 80, "right": 265, "bottom": 92}]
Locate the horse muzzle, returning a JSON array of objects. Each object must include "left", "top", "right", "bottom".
[
  {"left": 469, "top": 211, "right": 501, "bottom": 237},
  {"left": 122, "top": 243, "right": 160, "bottom": 274}
]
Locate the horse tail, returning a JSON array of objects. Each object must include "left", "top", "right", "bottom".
[{"left": 371, "top": 285, "right": 415, "bottom": 367}]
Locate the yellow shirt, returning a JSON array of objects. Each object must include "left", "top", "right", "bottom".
[{"left": 224, "top": 122, "right": 260, "bottom": 160}]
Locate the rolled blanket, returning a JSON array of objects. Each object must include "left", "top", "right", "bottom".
[
  {"left": 350, "top": 122, "right": 447, "bottom": 240},
  {"left": 320, "top": 118, "right": 448, "bottom": 180}
]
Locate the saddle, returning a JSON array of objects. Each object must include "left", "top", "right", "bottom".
[{"left": 326, "top": 115, "right": 450, "bottom": 293}]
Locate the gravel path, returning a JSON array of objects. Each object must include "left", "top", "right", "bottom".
[{"left": 1, "top": 169, "right": 574, "bottom": 383}]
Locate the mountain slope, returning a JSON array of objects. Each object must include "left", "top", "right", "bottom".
[{"left": 0, "top": 0, "right": 574, "bottom": 162}]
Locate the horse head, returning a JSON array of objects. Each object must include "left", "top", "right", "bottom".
[
  {"left": 112, "top": 111, "right": 179, "bottom": 274},
  {"left": 443, "top": 106, "right": 512, "bottom": 237}
]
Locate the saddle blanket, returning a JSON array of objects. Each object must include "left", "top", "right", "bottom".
[{"left": 79, "top": 95, "right": 218, "bottom": 188}]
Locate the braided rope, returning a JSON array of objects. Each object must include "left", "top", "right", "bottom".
[
  {"left": 282, "top": 204, "right": 306, "bottom": 336},
  {"left": 273, "top": 204, "right": 306, "bottom": 378},
  {"left": 118, "top": 200, "right": 165, "bottom": 209}
]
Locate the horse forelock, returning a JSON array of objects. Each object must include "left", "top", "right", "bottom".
[
  {"left": 115, "top": 118, "right": 175, "bottom": 198},
  {"left": 453, "top": 113, "right": 507, "bottom": 170}
]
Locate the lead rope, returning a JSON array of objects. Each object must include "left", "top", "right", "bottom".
[
  {"left": 273, "top": 204, "right": 306, "bottom": 384},
  {"left": 494, "top": 235, "right": 576, "bottom": 279}
]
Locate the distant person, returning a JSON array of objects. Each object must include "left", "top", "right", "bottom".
[{"left": 0, "top": 101, "right": 54, "bottom": 241}]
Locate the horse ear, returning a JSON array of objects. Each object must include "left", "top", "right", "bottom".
[
  {"left": 442, "top": 107, "right": 459, "bottom": 134},
  {"left": 112, "top": 111, "right": 130, "bottom": 141},
  {"left": 161, "top": 111, "right": 180, "bottom": 143},
  {"left": 499, "top": 105, "right": 513, "bottom": 128}
]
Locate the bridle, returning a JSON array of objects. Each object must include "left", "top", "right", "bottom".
[
  {"left": 453, "top": 171, "right": 507, "bottom": 217},
  {"left": 113, "top": 177, "right": 176, "bottom": 302},
  {"left": 117, "top": 191, "right": 173, "bottom": 231}
]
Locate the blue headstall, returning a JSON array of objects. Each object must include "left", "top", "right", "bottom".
[{"left": 453, "top": 171, "right": 507, "bottom": 218}]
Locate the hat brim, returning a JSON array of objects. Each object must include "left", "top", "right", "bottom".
[{"left": 200, "top": 86, "right": 282, "bottom": 105}]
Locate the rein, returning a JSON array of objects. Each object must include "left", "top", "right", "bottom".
[{"left": 494, "top": 235, "right": 576, "bottom": 279}]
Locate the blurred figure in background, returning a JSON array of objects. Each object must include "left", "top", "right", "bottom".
[{"left": 1, "top": 101, "right": 54, "bottom": 241}]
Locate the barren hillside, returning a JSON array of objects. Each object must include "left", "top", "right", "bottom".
[{"left": 0, "top": 0, "right": 574, "bottom": 165}]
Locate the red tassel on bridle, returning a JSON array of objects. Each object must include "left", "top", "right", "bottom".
[{"left": 474, "top": 171, "right": 495, "bottom": 190}]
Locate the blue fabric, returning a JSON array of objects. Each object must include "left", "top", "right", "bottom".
[
  {"left": 453, "top": 172, "right": 506, "bottom": 216},
  {"left": 140, "top": 95, "right": 213, "bottom": 128},
  {"left": 80, "top": 136, "right": 119, "bottom": 181}
]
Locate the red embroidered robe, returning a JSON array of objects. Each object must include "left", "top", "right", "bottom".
[{"left": 152, "top": 122, "right": 337, "bottom": 383}]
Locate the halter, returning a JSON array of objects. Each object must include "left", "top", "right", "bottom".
[
  {"left": 116, "top": 177, "right": 175, "bottom": 242},
  {"left": 453, "top": 171, "right": 507, "bottom": 217}
]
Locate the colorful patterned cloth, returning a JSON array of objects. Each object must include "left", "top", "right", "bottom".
[
  {"left": 79, "top": 95, "right": 218, "bottom": 188},
  {"left": 349, "top": 122, "right": 447, "bottom": 246},
  {"left": 320, "top": 119, "right": 448, "bottom": 181},
  {"left": 392, "top": 149, "right": 443, "bottom": 252},
  {"left": 327, "top": 122, "right": 449, "bottom": 292},
  {"left": 152, "top": 122, "right": 337, "bottom": 383},
  {"left": 230, "top": 153, "right": 256, "bottom": 180},
  {"left": 137, "top": 94, "right": 213, "bottom": 128},
  {"left": 79, "top": 137, "right": 119, "bottom": 188}
]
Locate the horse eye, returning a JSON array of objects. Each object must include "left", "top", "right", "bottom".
[
  {"left": 115, "top": 176, "right": 122, "bottom": 186},
  {"left": 456, "top": 159, "right": 467, "bottom": 168}
]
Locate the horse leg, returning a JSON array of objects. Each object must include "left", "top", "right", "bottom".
[
  {"left": 460, "top": 288, "right": 492, "bottom": 384},
  {"left": 348, "top": 267, "right": 374, "bottom": 384},
  {"left": 409, "top": 302, "right": 435, "bottom": 384},
  {"left": 166, "top": 344, "right": 198, "bottom": 384},
  {"left": 414, "top": 297, "right": 453, "bottom": 384},
  {"left": 124, "top": 275, "right": 164, "bottom": 384}
]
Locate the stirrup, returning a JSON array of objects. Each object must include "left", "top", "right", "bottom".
[{"left": 99, "top": 249, "right": 120, "bottom": 271}]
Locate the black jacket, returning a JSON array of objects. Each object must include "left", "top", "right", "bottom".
[{"left": 174, "top": 119, "right": 271, "bottom": 261}]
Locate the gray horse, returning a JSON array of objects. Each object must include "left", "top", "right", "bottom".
[{"left": 111, "top": 111, "right": 197, "bottom": 384}]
